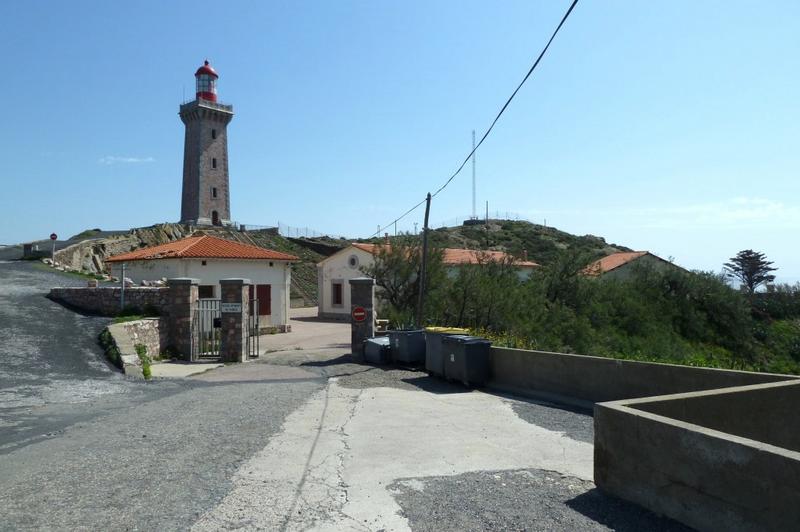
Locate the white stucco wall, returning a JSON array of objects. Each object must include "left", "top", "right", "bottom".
[
  {"left": 110, "top": 258, "right": 292, "bottom": 326},
  {"left": 317, "top": 248, "right": 375, "bottom": 318}
]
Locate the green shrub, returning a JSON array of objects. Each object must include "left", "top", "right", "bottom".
[
  {"left": 98, "top": 328, "right": 121, "bottom": 368},
  {"left": 135, "top": 344, "right": 152, "bottom": 380}
]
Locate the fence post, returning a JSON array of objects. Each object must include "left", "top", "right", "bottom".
[
  {"left": 167, "top": 278, "right": 199, "bottom": 361},
  {"left": 220, "top": 278, "right": 251, "bottom": 363}
]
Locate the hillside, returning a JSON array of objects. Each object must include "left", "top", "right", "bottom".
[
  {"left": 51, "top": 223, "right": 330, "bottom": 306},
  {"left": 47, "top": 219, "right": 631, "bottom": 304},
  {"left": 362, "top": 220, "right": 630, "bottom": 265}
]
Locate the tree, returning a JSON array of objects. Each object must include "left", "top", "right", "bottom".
[
  {"left": 724, "top": 249, "right": 777, "bottom": 294},
  {"left": 360, "top": 239, "right": 445, "bottom": 326}
]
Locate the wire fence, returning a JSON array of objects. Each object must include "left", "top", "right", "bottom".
[
  {"left": 433, "top": 211, "right": 550, "bottom": 229},
  {"left": 236, "top": 222, "right": 343, "bottom": 239}
]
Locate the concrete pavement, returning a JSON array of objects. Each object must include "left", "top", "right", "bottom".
[{"left": 194, "top": 378, "right": 594, "bottom": 531}]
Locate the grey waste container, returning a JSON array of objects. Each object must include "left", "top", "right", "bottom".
[
  {"left": 364, "top": 336, "right": 392, "bottom": 365},
  {"left": 388, "top": 329, "right": 426, "bottom": 364},
  {"left": 442, "top": 335, "right": 492, "bottom": 387},
  {"left": 425, "top": 327, "right": 470, "bottom": 377}
]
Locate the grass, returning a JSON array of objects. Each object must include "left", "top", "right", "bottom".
[
  {"left": 112, "top": 315, "right": 145, "bottom": 324},
  {"left": 135, "top": 344, "right": 152, "bottom": 380}
]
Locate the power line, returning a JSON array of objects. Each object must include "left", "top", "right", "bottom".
[{"left": 370, "top": 0, "right": 580, "bottom": 237}]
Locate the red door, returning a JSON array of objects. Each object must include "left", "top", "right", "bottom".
[{"left": 256, "top": 284, "right": 271, "bottom": 316}]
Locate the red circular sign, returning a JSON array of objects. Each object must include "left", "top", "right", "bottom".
[
  {"left": 352, "top": 306, "right": 367, "bottom": 323},
  {"left": 50, "top": 233, "right": 58, "bottom": 241}
]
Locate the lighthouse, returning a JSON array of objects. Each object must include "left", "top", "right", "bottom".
[{"left": 179, "top": 60, "right": 234, "bottom": 226}]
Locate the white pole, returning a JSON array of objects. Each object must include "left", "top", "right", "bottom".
[{"left": 120, "top": 263, "right": 126, "bottom": 310}]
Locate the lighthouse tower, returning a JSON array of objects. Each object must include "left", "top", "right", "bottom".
[{"left": 179, "top": 60, "right": 234, "bottom": 226}]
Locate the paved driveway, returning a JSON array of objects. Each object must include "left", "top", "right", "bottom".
[
  {"left": 258, "top": 307, "right": 349, "bottom": 355},
  {"left": 0, "top": 263, "right": 687, "bottom": 530}
]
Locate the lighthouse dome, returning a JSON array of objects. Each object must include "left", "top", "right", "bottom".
[{"left": 195, "top": 60, "right": 218, "bottom": 79}]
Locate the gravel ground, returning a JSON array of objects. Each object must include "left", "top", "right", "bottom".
[
  {"left": 509, "top": 398, "right": 594, "bottom": 444},
  {"left": 0, "top": 379, "right": 325, "bottom": 530},
  {"left": 390, "top": 468, "right": 692, "bottom": 532},
  {"left": 0, "top": 261, "right": 328, "bottom": 530}
]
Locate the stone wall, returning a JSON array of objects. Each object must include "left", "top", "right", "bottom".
[
  {"left": 104, "top": 318, "right": 167, "bottom": 378},
  {"left": 48, "top": 286, "right": 169, "bottom": 317},
  {"left": 120, "top": 318, "right": 168, "bottom": 360}
]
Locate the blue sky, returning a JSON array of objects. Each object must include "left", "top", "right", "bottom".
[{"left": 1, "top": 1, "right": 798, "bottom": 281}]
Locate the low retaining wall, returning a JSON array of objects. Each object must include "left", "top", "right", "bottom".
[
  {"left": 489, "top": 346, "right": 798, "bottom": 406},
  {"left": 595, "top": 381, "right": 800, "bottom": 531},
  {"left": 102, "top": 318, "right": 166, "bottom": 378},
  {"left": 119, "top": 317, "right": 168, "bottom": 362},
  {"left": 488, "top": 346, "right": 800, "bottom": 530},
  {"left": 49, "top": 286, "right": 169, "bottom": 317}
]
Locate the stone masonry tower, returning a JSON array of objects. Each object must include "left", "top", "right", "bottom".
[{"left": 179, "top": 60, "right": 234, "bottom": 226}]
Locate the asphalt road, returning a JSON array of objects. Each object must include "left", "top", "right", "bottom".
[{"left": 0, "top": 261, "right": 690, "bottom": 531}]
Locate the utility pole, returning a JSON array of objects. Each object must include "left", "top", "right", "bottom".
[
  {"left": 120, "top": 263, "right": 126, "bottom": 310},
  {"left": 471, "top": 130, "right": 477, "bottom": 220},
  {"left": 416, "top": 193, "right": 432, "bottom": 328}
]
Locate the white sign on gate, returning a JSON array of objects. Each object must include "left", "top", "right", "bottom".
[{"left": 221, "top": 302, "right": 242, "bottom": 313}]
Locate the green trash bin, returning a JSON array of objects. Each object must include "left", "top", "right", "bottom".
[
  {"left": 442, "top": 335, "right": 492, "bottom": 387},
  {"left": 424, "top": 327, "right": 469, "bottom": 377}
]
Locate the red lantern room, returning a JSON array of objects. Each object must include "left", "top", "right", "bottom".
[{"left": 195, "top": 60, "right": 219, "bottom": 102}]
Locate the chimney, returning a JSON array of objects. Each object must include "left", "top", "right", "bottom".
[{"left": 384, "top": 233, "right": 390, "bottom": 245}]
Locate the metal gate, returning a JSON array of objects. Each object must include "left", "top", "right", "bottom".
[
  {"left": 192, "top": 298, "right": 221, "bottom": 361},
  {"left": 246, "top": 298, "right": 260, "bottom": 359}
]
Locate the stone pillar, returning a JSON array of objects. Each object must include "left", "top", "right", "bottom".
[
  {"left": 220, "top": 278, "right": 251, "bottom": 363},
  {"left": 167, "top": 278, "right": 198, "bottom": 361},
  {"left": 349, "top": 277, "right": 375, "bottom": 360}
]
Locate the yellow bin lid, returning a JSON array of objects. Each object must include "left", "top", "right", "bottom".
[{"left": 425, "top": 326, "right": 469, "bottom": 334}]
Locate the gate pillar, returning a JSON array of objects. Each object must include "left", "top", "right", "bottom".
[
  {"left": 349, "top": 277, "right": 375, "bottom": 361},
  {"left": 220, "top": 278, "right": 251, "bottom": 363},
  {"left": 167, "top": 278, "right": 199, "bottom": 361}
]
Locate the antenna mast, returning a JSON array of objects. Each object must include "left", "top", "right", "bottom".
[{"left": 471, "top": 130, "right": 477, "bottom": 220}]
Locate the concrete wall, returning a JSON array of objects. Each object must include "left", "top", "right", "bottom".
[
  {"left": 631, "top": 380, "right": 800, "bottom": 452},
  {"left": 489, "top": 346, "right": 799, "bottom": 406},
  {"left": 110, "top": 258, "right": 292, "bottom": 326},
  {"left": 595, "top": 381, "right": 800, "bottom": 532},
  {"left": 49, "top": 286, "right": 169, "bottom": 317}
]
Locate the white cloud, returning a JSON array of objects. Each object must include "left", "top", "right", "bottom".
[{"left": 98, "top": 156, "right": 155, "bottom": 165}]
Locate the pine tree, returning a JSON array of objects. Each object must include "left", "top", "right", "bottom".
[{"left": 724, "top": 250, "right": 777, "bottom": 294}]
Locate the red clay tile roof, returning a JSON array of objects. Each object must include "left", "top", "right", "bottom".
[
  {"left": 349, "top": 243, "right": 538, "bottom": 267},
  {"left": 106, "top": 235, "right": 299, "bottom": 263},
  {"left": 583, "top": 251, "right": 648, "bottom": 276}
]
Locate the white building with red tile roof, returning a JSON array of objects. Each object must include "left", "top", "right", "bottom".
[
  {"left": 582, "top": 251, "right": 683, "bottom": 280},
  {"left": 316, "top": 243, "right": 538, "bottom": 320},
  {"left": 106, "top": 235, "right": 299, "bottom": 326}
]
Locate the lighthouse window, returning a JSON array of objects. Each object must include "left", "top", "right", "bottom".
[
  {"left": 212, "top": 158, "right": 217, "bottom": 169},
  {"left": 212, "top": 187, "right": 218, "bottom": 199},
  {"left": 211, "top": 129, "right": 216, "bottom": 140}
]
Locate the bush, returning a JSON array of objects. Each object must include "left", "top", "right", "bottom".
[{"left": 135, "top": 344, "right": 152, "bottom": 380}]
